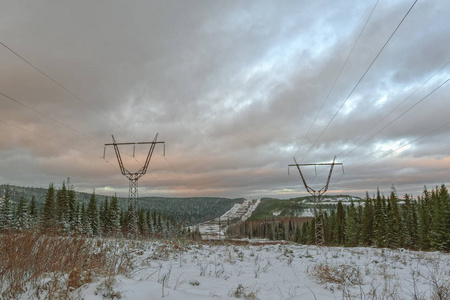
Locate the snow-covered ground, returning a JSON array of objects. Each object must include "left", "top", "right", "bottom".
[
  {"left": 66, "top": 241, "right": 450, "bottom": 300},
  {"left": 195, "top": 199, "right": 261, "bottom": 239}
]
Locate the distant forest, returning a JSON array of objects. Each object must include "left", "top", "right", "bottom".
[
  {"left": 229, "top": 185, "right": 450, "bottom": 252},
  {"left": 0, "top": 182, "right": 242, "bottom": 238},
  {"left": 0, "top": 183, "right": 243, "bottom": 226}
]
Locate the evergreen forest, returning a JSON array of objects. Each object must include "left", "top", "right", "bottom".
[{"left": 229, "top": 185, "right": 450, "bottom": 251}]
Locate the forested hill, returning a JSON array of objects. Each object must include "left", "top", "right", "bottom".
[
  {"left": 0, "top": 184, "right": 243, "bottom": 225},
  {"left": 249, "top": 195, "right": 362, "bottom": 220}
]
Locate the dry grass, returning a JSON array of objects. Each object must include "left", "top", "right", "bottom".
[
  {"left": 308, "top": 263, "right": 363, "bottom": 286},
  {"left": 0, "top": 230, "right": 132, "bottom": 299}
]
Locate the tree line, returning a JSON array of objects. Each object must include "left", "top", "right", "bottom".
[
  {"left": 229, "top": 185, "right": 450, "bottom": 251},
  {"left": 0, "top": 182, "right": 200, "bottom": 239}
]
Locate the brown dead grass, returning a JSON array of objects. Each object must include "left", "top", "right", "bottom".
[{"left": 0, "top": 230, "right": 132, "bottom": 299}]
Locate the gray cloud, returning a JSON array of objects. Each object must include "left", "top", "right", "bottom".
[{"left": 1, "top": 0, "right": 449, "bottom": 199}]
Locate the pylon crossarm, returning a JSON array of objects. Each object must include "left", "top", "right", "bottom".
[
  {"left": 111, "top": 135, "right": 127, "bottom": 175},
  {"left": 291, "top": 157, "right": 313, "bottom": 193},
  {"left": 142, "top": 133, "right": 159, "bottom": 175}
]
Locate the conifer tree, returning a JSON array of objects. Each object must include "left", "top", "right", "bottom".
[
  {"left": 430, "top": 185, "right": 449, "bottom": 250},
  {"left": 100, "top": 197, "right": 109, "bottom": 234},
  {"left": 29, "top": 195, "right": 38, "bottom": 227},
  {"left": 373, "top": 189, "right": 387, "bottom": 247},
  {"left": 0, "top": 184, "right": 13, "bottom": 230},
  {"left": 108, "top": 194, "right": 121, "bottom": 236},
  {"left": 14, "top": 196, "right": 29, "bottom": 230},
  {"left": 386, "top": 188, "right": 402, "bottom": 248},
  {"left": 86, "top": 192, "right": 100, "bottom": 236},
  {"left": 345, "top": 201, "right": 359, "bottom": 246},
  {"left": 41, "top": 183, "right": 56, "bottom": 231},
  {"left": 67, "top": 184, "right": 77, "bottom": 232},
  {"left": 334, "top": 201, "right": 345, "bottom": 245},
  {"left": 56, "top": 181, "right": 69, "bottom": 231},
  {"left": 418, "top": 186, "right": 431, "bottom": 250},
  {"left": 361, "top": 192, "right": 374, "bottom": 246}
]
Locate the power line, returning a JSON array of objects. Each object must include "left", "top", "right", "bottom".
[
  {"left": 299, "top": 0, "right": 418, "bottom": 162},
  {"left": 0, "top": 41, "right": 138, "bottom": 140},
  {"left": 0, "top": 91, "right": 98, "bottom": 142},
  {"left": 294, "top": 0, "right": 380, "bottom": 158},
  {"left": 329, "top": 119, "right": 450, "bottom": 191},
  {"left": 0, "top": 118, "right": 120, "bottom": 173},
  {"left": 337, "top": 62, "right": 450, "bottom": 160},
  {"left": 339, "top": 76, "right": 449, "bottom": 161}
]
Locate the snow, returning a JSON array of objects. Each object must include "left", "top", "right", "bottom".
[
  {"left": 195, "top": 199, "right": 261, "bottom": 240},
  {"left": 56, "top": 241, "right": 450, "bottom": 300}
]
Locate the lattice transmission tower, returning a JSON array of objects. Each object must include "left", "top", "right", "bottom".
[
  {"left": 289, "top": 156, "right": 342, "bottom": 245},
  {"left": 104, "top": 133, "right": 165, "bottom": 237}
]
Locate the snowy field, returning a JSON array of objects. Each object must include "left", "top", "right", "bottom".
[{"left": 65, "top": 240, "right": 450, "bottom": 300}]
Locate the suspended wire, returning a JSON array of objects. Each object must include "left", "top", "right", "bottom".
[
  {"left": 0, "top": 41, "right": 138, "bottom": 140},
  {"left": 329, "top": 119, "right": 450, "bottom": 192},
  {"left": 0, "top": 118, "right": 97, "bottom": 158},
  {"left": 294, "top": 0, "right": 380, "bottom": 158},
  {"left": 336, "top": 60, "right": 450, "bottom": 160},
  {"left": 339, "top": 76, "right": 449, "bottom": 161},
  {"left": 0, "top": 91, "right": 98, "bottom": 142},
  {"left": 0, "top": 118, "right": 120, "bottom": 172},
  {"left": 299, "top": 0, "right": 418, "bottom": 162}
]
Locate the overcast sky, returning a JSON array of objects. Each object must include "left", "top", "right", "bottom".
[{"left": 1, "top": 0, "right": 449, "bottom": 199}]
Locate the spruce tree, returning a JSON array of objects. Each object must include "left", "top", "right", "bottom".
[
  {"left": 108, "top": 194, "right": 121, "bottom": 236},
  {"left": 41, "top": 183, "right": 56, "bottom": 231},
  {"left": 430, "top": 185, "right": 449, "bottom": 250},
  {"left": 14, "top": 196, "right": 29, "bottom": 230},
  {"left": 56, "top": 181, "right": 69, "bottom": 230},
  {"left": 418, "top": 186, "right": 431, "bottom": 250},
  {"left": 29, "top": 195, "right": 38, "bottom": 227},
  {"left": 361, "top": 192, "right": 374, "bottom": 246},
  {"left": 0, "top": 184, "right": 13, "bottom": 230},
  {"left": 386, "top": 188, "right": 402, "bottom": 248},
  {"left": 67, "top": 185, "right": 77, "bottom": 232},
  {"left": 374, "top": 189, "right": 387, "bottom": 247},
  {"left": 335, "top": 201, "right": 345, "bottom": 245},
  {"left": 345, "top": 201, "right": 359, "bottom": 246},
  {"left": 86, "top": 192, "right": 100, "bottom": 236}
]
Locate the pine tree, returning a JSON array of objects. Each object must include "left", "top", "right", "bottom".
[
  {"left": 0, "top": 184, "right": 13, "bottom": 230},
  {"left": 56, "top": 181, "right": 69, "bottom": 231},
  {"left": 418, "top": 186, "right": 431, "bottom": 250},
  {"left": 386, "top": 188, "right": 402, "bottom": 248},
  {"left": 41, "top": 183, "right": 56, "bottom": 231},
  {"left": 345, "top": 201, "right": 359, "bottom": 246},
  {"left": 29, "top": 195, "right": 38, "bottom": 227},
  {"left": 14, "top": 196, "right": 29, "bottom": 230},
  {"left": 335, "top": 201, "right": 345, "bottom": 245},
  {"left": 430, "top": 185, "right": 449, "bottom": 250},
  {"left": 100, "top": 197, "right": 109, "bottom": 234},
  {"left": 361, "top": 192, "right": 374, "bottom": 246},
  {"left": 108, "top": 194, "right": 121, "bottom": 236},
  {"left": 86, "top": 192, "right": 100, "bottom": 236},
  {"left": 67, "top": 185, "right": 77, "bottom": 232},
  {"left": 373, "top": 189, "right": 387, "bottom": 247}
]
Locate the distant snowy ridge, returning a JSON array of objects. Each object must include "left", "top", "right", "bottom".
[{"left": 194, "top": 198, "right": 261, "bottom": 239}]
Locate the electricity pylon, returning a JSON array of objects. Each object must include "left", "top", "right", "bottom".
[
  {"left": 288, "top": 156, "right": 342, "bottom": 245},
  {"left": 104, "top": 133, "right": 165, "bottom": 237}
]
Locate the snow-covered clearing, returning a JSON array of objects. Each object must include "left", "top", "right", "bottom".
[
  {"left": 67, "top": 241, "right": 449, "bottom": 300},
  {"left": 196, "top": 199, "right": 261, "bottom": 239}
]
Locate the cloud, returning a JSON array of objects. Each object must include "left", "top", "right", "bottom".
[{"left": 0, "top": 0, "right": 449, "bottom": 199}]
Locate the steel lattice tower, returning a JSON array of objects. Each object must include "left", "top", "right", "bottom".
[
  {"left": 104, "top": 133, "right": 165, "bottom": 237},
  {"left": 289, "top": 156, "right": 342, "bottom": 245}
]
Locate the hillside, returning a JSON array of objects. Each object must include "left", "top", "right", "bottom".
[
  {"left": 249, "top": 195, "right": 362, "bottom": 220},
  {"left": 0, "top": 184, "right": 243, "bottom": 225}
]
